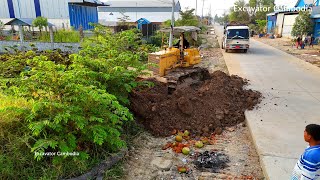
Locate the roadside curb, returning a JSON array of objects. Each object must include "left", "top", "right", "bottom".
[{"left": 214, "top": 25, "right": 268, "bottom": 180}]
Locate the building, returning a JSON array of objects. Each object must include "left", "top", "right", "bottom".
[
  {"left": 267, "top": 0, "right": 320, "bottom": 38},
  {"left": 310, "top": 1, "right": 320, "bottom": 38},
  {"left": 98, "top": 0, "right": 181, "bottom": 26},
  {"left": 0, "top": 0, "right": 108, "bottom": 30}
]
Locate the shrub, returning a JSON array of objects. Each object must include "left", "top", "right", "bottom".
[
  {"left": 0, "top": 25, "right": 154, "bottom": 178},
  {"left": 32, "top": 16, "right": 48, "bottom": 35}
]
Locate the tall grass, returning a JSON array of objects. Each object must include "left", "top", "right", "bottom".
[{"left": 39, "top": 29, "right": 80, "bottom": 43}]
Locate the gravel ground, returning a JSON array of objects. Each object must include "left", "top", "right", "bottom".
[
  {"left": 114, "top": 31, "right": 264, "bottom": 180},
  {"left": 196, "top": 32, "right": 229, "bottom": 74},
  {"left": 121, "top": 123, "right": 264, "bottom": 180},
  {"left": 254, "top": 37, "right": 320, "bottom": 68}
]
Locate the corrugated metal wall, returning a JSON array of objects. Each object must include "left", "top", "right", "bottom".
[
  {"left": 0, "top": 0, "right": 99, "bottom": 30},
  {"left": 314, "top": 19, "right": 320, "bottom": 38},
  {"left": 69, "top": 4, "right": 98, "bottom": 30},
  {"left": 0, "top": 0, "right": 10, "bottom": 18},
  {"left": 267, "top": 15, "right": 277, "bottom": 34},
  {"left": 276, "top": 13, "right": 285, "bottom": 36},
  {"left": 39, "top": 0, "right": 69, "bottom": 19},
  {"left": 0, "top": 0, "right": 35, "bottom": 18},
  {"left": 0, "top": 0, "right": 69, "bottom": 19},
  {"left": 282, "top": 14, "right": 298, "bottom": 38}
]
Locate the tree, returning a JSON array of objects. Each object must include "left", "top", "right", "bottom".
[
  {"left": 255, "top": 19, "right": 267, "bottom": 33},
  {"left": 291, "top": 11, "right": 314, "bottom": 37},
  {"left": 248, "top": 0, "right": 275, "bottom": 21},
  {"left": 32, "top": 16, "right": 48, "bottom": 35},
  {"left": 229, "top": 0, "right": 250, "bottom": 24},
  {"left": 117, "top": 11, "right": 131, "bottom": 26},
  {"left": 176, "top": 9, "right": 199, "bottom": 26},
  {"left": 163, "top": 9, "right": 199, "bottom": 27}
]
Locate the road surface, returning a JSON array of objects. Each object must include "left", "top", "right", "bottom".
[{"left": 215, "top": 25, "right": 320, "bottom": 180}]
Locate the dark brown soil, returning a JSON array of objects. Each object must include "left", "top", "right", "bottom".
[{"left": 130, "top": 71, "right": 261, "bottom": 137}]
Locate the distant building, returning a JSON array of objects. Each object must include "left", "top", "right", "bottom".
[
  {"left": 98, "top": 0, "right": 181, "bottom": 26},
  {"left": 0, "top": 0, "right": 108, "bottom": 30},
  {"left": 266, "top": 0, "right": 317, "bottom": 38}
]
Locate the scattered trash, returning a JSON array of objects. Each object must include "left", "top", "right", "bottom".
[
  {"left": 194, "top": 151, "right": 230, "bottom": 172},
  {"left": 177, "top": 166, "right": 190, "bottom": 173}
]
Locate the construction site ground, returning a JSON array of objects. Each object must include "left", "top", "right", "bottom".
[{"left": 108, "top": 29, "right": 265, "bottom": 180}]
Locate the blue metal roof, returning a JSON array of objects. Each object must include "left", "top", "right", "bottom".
[
  {"left": 4, "top": 18, "right": 55, "bottom": 27},
  {"left": 136, "top": 18, "right": 151, "bottom": 24},
  {"left": 68, "top": 0, "right": 109, "bottom": 6}
]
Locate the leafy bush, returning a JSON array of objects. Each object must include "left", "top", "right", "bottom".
[
  {"left": 292, "top": 11, "right": 314, "bottom": 37},
  {"left": 32, "top": 16, "right": 48, "bottom": 34},
  {"left": 0, "top": 25, "right": 154, "bottom": 179}
]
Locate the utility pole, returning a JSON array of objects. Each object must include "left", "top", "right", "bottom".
[
  {"left": 208, "top": 3, "right": 211, "bottom": 25},
  {"left": 201, "top": 0, "right": 205, "bottom": 21},
  {"left": 169, "top": 0, "right": 175, "bottom": 48},
  {"left": 195, "top": 0, "right": 198, "bottom": 15}
]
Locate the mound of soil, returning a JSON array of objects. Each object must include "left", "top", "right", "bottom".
[{"left": 130, "top": 71, "right": 261, "bottom": 137}]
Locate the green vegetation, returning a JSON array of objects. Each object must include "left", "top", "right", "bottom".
[
  {"left": 229, "top": 0, "right": 250, "bottom": 24},
  {"left": 163, "top": 9, "right": 199, "bottom": 27},
  {"left": 154, "top": 9, "right": 203, "bottom": 47},
  {"left": 0, "top": 25, "right": 155, "bottom": 179},
  {"left": 292, "top": 11, "right": 314, "bottom": 37},
  {"left": 32, "top": 16, "right": 48, "bottom": 35},
  {"left": 104, "top": 162, "right": 124, "bottom": 180},
  {"left": 255, "top": 19, "right": 267, "bottom": 34},
  {"left": 215, "top": 0, "right": 275, "bottom": 32},
  {"left": 214, "top": 13, "right": 230, "bottom": 25},
  {"left": 39, "top": 29, "right": 81, "bottom": 43}
]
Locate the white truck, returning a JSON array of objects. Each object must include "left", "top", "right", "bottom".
[{"left": 221, "top": 25, "right": 250, "bottom": 53}]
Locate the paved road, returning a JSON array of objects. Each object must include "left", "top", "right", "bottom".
[{"left": 214, "top": 25, "right": 320, "bottom": 180}]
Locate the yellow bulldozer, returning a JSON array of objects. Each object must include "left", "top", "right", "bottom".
[
  {"left": 148, "top": 26, "right": 210, "bottom": 92},
  {"left": 148, "top": 26, "right": 202, "bottom": 76}
]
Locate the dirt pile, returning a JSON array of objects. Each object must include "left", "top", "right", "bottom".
[{"left": 130, "top": 71, "right": 261, "bottom": 137}]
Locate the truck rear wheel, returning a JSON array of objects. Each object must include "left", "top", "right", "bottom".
[{"left": 244, "top": 49, "right": 248, "bottom": 53}]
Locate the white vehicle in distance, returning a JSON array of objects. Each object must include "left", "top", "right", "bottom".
[{"left": 222, "top": 25, "right": 250, "bottom": 53}]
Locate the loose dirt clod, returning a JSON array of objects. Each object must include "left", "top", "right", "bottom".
[{"left": 130, "top": 70, "right": 261, "bottom": 137}]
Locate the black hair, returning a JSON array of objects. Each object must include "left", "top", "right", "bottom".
[{"left": 306, "top": 124, "right": 320, "bottom": 141}]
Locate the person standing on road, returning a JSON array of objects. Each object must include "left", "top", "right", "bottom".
[
  {"left": 291, "top": 124, "right": 320, "bottom": 180},
  {"left": 297, "top": 36, "right": 302, "bottom": 49},
  {"left": 310, "top": 34, "right": 315, "bottom": 48}
]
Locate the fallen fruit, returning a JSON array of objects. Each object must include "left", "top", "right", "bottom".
[
  {"left": 183, "top": 135, "right": 190, "bottom": 140},
  {"left": 184, "top": 130, "right": 190, "bottom": 136},
  {"left": 175, "top": 135, "right": 183, "bottom": 142},
  {"left": 177, "top": 167, "right": 187, "bottom": 173},
  {"left": 182, "top": 147, "right": 190, "bottom": 155},
  {"left": 171, "top": 129, "right": 177, "bottom": 135},
  {"left": 200, "top": 137, "right": 209, "bottom": 144},
  {"left": 195, "top": 141, "right": 204, "bottom": 148},
  {"left": 162, "top": 143, "right": 172, "bottom": 150}
]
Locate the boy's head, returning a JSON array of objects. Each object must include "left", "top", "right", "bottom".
[{"left": 304, "top": 124, "right": 320, "bottom": 143}]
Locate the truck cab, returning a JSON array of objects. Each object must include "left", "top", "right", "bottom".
[{"left": 222, "top": 25, "right": 250, "bottom": 53}]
